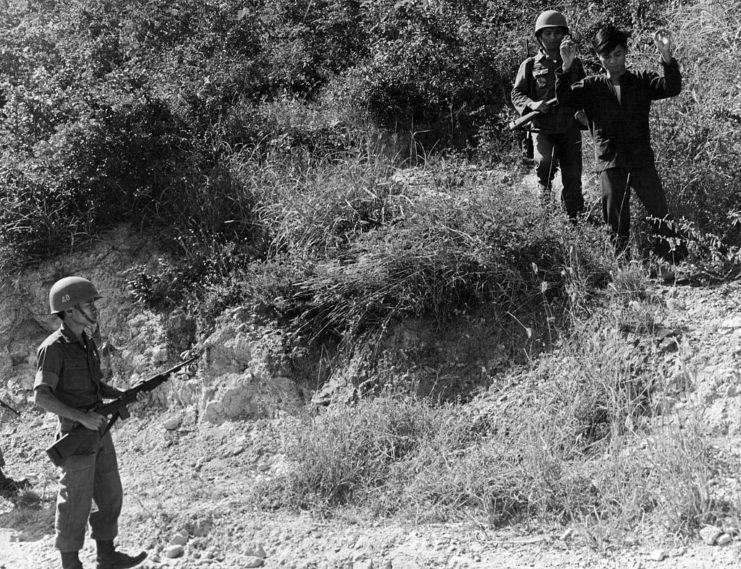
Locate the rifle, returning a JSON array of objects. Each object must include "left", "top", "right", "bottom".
[
  {"left": 0, "top": 397, "right": 20, "bottom": 416},
  {"left": 508, "top": 97, "right": 558, "bottom": 131},
  {"left": 46, "top": 355, "right": 198, "bottom": 467}
]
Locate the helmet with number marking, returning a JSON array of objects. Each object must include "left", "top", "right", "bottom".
[
  {"left": 49, "top": 276, "right": 101, "bottom": 314},
  {"left": 535, "top": 10, "right": 569, "bottom": 36}
]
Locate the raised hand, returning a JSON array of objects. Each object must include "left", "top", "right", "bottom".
[
  {"left": 654, "top": 29, "right": 673, "bottom": 62},
  {"left": 560, "top": 35, "right": 577, "bottom": 70}
]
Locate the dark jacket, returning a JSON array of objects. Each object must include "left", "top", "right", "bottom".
[
  {"left": 511, "top": 50, "right": 585, "bottom": 133},
  {"left": 555, "top": 58, "right": 681, "bottom": 171}
]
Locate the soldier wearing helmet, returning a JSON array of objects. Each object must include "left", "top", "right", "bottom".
[
  {"left": 33, "top": 276, "right": 146, "bottom": 569},
  {"left": 511, "top": 10, "right": 587, "bottom": 219}
]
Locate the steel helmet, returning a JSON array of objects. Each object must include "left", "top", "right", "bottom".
[
  {"left": 535, "top": 10, "right": 569, "bottom": 36},
  {"left": 49, "top": 276, "right": 101, "bottom": 314}
]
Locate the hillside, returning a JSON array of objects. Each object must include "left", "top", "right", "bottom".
[
  {"left": 2, "top": 220, "right": 741, "bottom": 567},
  {"left": 1, "top": 0, "right": 741, "bottom": 567}
]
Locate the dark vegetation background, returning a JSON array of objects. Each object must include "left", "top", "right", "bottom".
[{"left": 0, "top": 0, "right": 739, "bottom": 346}]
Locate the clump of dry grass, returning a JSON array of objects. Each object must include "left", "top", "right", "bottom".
[{"left": 254, "top": 287, "right": 727, "bottom": 543}]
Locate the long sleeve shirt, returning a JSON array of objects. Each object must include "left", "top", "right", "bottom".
[
  {"left": 555, "top": 58, "right": 681, "bottom": 171},
  {"left": 511, "top": 50, "right": 585, "bottom": 134}
]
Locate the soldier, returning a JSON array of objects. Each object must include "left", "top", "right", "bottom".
[
  {"left": 33, "top": 276, "right": 146, "bottom": 569},
  {"left": 0, "top": 446, "right": 30, "bottom": 497},
  {"left": 511, "top": 9, "right": 587, "bottom": 218},
  {"left": 0, "top": 396, "right": 29, "bottom": 498}
]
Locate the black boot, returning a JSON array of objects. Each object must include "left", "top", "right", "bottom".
[
  {"left": 0, "top": 469, "right": 29, "bottom": 497},
  {"left": 95, "top": 540, "right": 147, "bottom": 569},
  {"left": 61, "top": 551, "right": 83, "bottom": 569}
]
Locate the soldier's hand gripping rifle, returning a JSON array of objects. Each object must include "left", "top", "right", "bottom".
[
  {"left": 508, "top": 97, "right": 558, "bottom": 131},
  {"left": 46, "top": 355, "right": 199, "bottom": 467}
]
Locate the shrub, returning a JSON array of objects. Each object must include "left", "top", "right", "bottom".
[
  {"left": 649, "top": 0, "right": 741, "bottom": 239},
  {"left": 254, "top": 300, "right": 721, "bottom": 538},
  {"left": 236, "top": 158, "right": 614, "bottom": 348}
]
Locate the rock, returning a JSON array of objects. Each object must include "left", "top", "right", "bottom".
[
  {"left": 559, "top": 528, "right": 573, "bottom": 541},
  {"left": 666, "top": 298, "right": 686, "bottom": 311},
  {"left": 699, "top": 525, "right": 723, "bottom": 545},
  {"left": 240, "top": 555, "right": 265, "bottom": 568},
  {"left": 716, "top": 533, "right": 732, "bottom": 546},
  {"left": 720, "top": 316, "right": 741, "bottom": 329},
  {"left": 163, "top": 415, "right": 183, "bottom": 431},
  {"left": 649, "top": 549, "right": 668, "bottom": 561},
  {"left": 200, "top": 372, "right": 303, "bottom": 425},
  {"left": 449, "top": 555, "right": 476, "bottom": 567},
  {"left": 170, "top": 531, "right": 189, "bottom": 546},
  {"left": 166, "top": 544, "right": 185, "bottom": 558},
  {"left": 244, "top": 543, "right": 267, "bottom": 558}
]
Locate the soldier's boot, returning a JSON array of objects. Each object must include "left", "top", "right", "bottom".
[
  {"left": 0, "top": 469, "right": 29, "bottom": 497},
  {"left": 60, "top": 551, "right": 84, "bottom": 569},
  {"left": 96, "top": 540, "right": 147, "bottom": 569}
]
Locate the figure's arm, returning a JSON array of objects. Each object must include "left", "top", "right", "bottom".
[
  {"left": 572, "top": 57, "right": 587, "bottom": 81},
  {"left": 99, "top": 382, "right": 126, "bottom": 399},
  {"left": 34, "top": 385, "right": 107, "bottom": 431},
  {"left": 510, "top": 59, "right": 534, "bottom": 115},
  {"left": 649, "top": 30, "right": 681, "bottom": 99},
  {"left": 33, "top": 345, "right": 108, "bottom": 431},
  {"left": 556, "top": 37, "right": 587, "bottom": 108},
  {"left": 511, "top": 59, "right": 554, "bottom": 115}
]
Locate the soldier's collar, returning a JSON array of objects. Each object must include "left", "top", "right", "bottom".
[
  {"left": 535, "top": 49, "right": 561, "bottom": 64},
  {"left": 59, "top": 321, "right": 87, "bottom": 346}
]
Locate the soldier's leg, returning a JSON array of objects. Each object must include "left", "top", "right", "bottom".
[
  {"left": 91, "top": 433, "right": 146, "bottom": 569},
  {"left": 533, "top": 132, "right": 558, "bottom": 208},
  {"left": 558, "top": 126, "right": 584, "bottom": 218},
  {"left": 90, "top": 432, "right": 122, "bottom": 542},
  {"left": 55, "top": 452, "right": 96, "bottom": 553}
]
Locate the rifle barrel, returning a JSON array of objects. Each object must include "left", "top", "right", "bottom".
[{"left": 0, "top": 398, "right": 20, "bottom": 416}]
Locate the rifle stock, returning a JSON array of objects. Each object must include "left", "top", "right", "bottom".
[{"left": 45, "top": 355, "right": 198, "bottom": 467}]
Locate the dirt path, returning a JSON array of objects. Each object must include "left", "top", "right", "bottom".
[{"left": 2, "top": 278, "right": 741, "bottom": 569}]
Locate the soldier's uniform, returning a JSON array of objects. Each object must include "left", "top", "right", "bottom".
[
  {"left": 33, "top": 276, "right": 145, "bottom": 569},
  {"left": 35, "top": 322, "right": 123, "bottom": 553}
]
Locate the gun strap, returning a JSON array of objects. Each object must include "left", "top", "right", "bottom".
[
  {"left": 0, "top": 399, "right": 20, "bottom": 415},
  {"left": 103, "top": 411, "right": 121, "bottom": 436}
]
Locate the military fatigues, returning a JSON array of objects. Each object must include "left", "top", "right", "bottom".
[
  {"left": 512, "top": 50, "right": 586, "bottom": 216},
  {"left": 34, "top": 323, "right": 123, "bottom": 553}
]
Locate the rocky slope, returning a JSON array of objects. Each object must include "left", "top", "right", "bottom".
[{"left": 2, "top": 223, "right": 741, "bottom": 568}]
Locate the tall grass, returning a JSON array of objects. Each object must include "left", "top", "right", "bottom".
[
  {"left": 651, "top": 0, "right": 741, "bottom": 240},
  {"left": 252, "top": 275, "right": 725, "bottom": 541}
]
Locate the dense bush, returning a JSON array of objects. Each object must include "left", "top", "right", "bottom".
[
  {"left": 651, "top": 0, "right": 741, "bottom": 242},
  {"left": 0, "top": 0, "right": 738, "bottom": 284}
]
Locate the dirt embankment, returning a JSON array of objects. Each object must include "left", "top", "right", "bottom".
[{"left": 1, "top": 276, "right": 741, "bottom": 568}]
